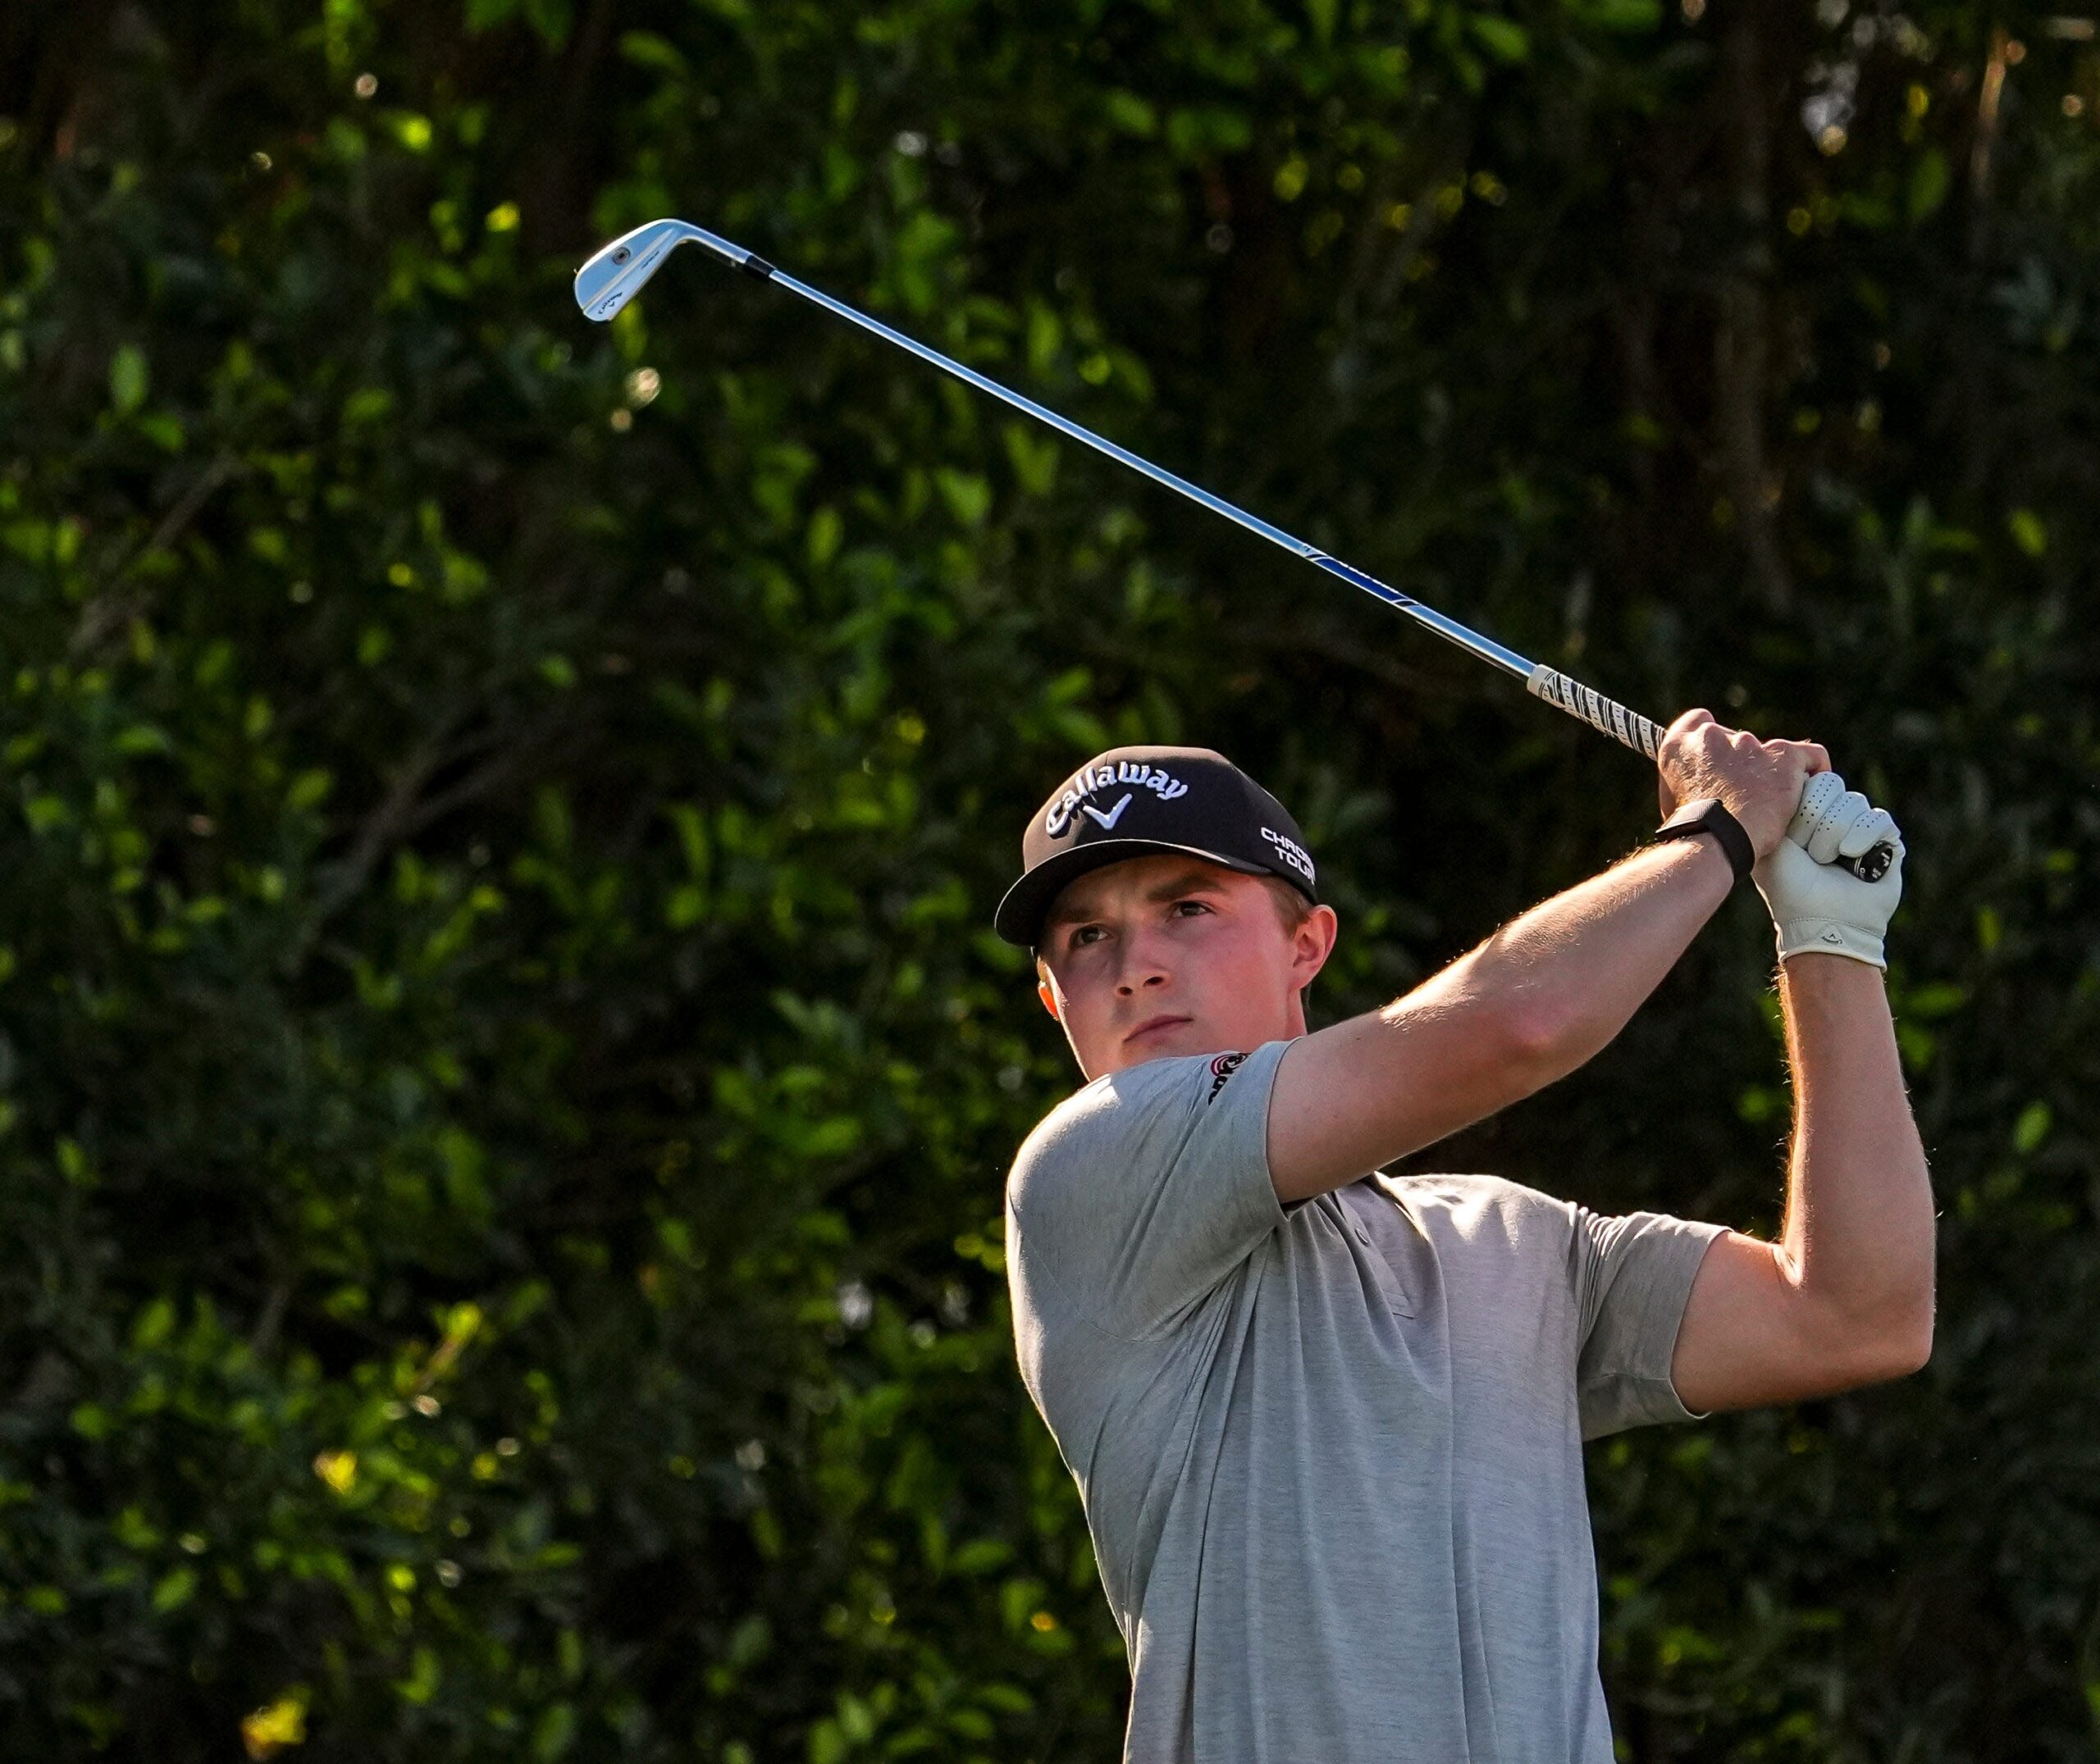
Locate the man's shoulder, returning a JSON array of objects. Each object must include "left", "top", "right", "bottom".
[
  {"left": 1021, "top": 1048, "right": 1254, "bottom": 1135},
  {"left": 1011, "top": 1052, "right": 1208, "bottom": 1169},
  {"left": 1007, "top": 1046, "right": 1281, "bottom": 1206}
]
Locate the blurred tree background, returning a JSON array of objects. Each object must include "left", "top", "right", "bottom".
[{"left": 1, "top": 0, "right": 2096, "bottom": 1757}]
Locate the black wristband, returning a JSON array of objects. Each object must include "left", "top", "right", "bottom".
[{"left": 1651, "top": 797, "right": 1755, "bottom": 883}]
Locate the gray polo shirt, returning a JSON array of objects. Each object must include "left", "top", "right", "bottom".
[{"left": 1004, "top": 1037, "right": 1725, "bottom": 1763}]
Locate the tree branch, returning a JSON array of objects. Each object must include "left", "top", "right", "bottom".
[{"left": 71, "top": 451, "right": 244, "bottom": 656}]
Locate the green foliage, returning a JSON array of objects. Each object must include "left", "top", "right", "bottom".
[{"left": 1, "top": 0, "right": 2097, "bottom": 1758}]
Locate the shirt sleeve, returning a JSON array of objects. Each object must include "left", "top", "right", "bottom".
[
  {"left": 1572, "top": 1205, "right": 1728, "bottom": 1441},
  {"left": 1005, "top": 1041, "right": 1290, "bottom": 1341}
]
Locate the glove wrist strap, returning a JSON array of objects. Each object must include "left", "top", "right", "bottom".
[{"left": 1651, "top": 797, "right": 1755, "bottom": 883}]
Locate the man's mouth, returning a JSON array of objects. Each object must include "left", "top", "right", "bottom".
[{"left": 1125, "top": 1014, "right": 1192, "bottom": 1044}]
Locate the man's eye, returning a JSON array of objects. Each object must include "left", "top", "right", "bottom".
[
  {"left": 1171, "top": 900, "right": 1212, "bottom": 916},
  {"left": 1070, "top": 924, "right": 1106, "bottom": 947}
]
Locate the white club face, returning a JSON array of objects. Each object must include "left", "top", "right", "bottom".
[{"left": 573, "top": 220, "right": 698, "bottom": 321}]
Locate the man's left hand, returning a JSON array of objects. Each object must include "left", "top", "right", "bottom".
[{"left": 1754, "top": 771, "right": 1906, "bottom": 969}]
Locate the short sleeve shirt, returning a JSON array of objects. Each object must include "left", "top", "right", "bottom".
[{"left": 1004, "top": 1038, "right": 1725, "bottom": 1764}]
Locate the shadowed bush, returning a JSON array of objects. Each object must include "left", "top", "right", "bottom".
[{"left": 0, "top": 1, "right": 2096, "bottom": 1757}]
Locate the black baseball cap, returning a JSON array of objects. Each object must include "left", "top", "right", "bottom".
[{"left": 993, "top": 745, "right": 1318, "bottom": 948}]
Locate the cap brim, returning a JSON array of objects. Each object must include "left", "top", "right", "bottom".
[{"left": 993, "top": 839, "right": 1273, "bottom": 948}]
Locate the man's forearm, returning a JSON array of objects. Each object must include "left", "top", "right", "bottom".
[
  {"left": 1776, "top": 955, "right": 1935, "bottom": 1347},
  {"left": 1447, "top": 832, "right": 1737, "bottom": 1085}
]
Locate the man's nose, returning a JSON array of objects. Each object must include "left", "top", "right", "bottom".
[{"left": 1114, "top": 932, "right": 1171, "bottom": 996}]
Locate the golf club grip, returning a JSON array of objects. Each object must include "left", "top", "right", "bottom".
[
  {"left": 1525, "top": 665, "right": 1661, "bottom": 759},
  {"left": 1524, "top": 666, "right": 1897, "bottom": 883}
]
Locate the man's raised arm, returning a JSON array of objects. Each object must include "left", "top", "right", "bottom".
[
  {"left": 1667, "top": 955, "right": 1934, "bottom": 1409},
  {"left": 1267, "top": 710, "right": 1824, "bottom": 1203},
  {"left": 1666, "top": 770, "right": 1933, "bottom": 1407}
]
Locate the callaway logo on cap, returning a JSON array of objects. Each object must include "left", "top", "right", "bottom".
[{"left": 993, "top": 745, "right": 1317, "bottom": 948}]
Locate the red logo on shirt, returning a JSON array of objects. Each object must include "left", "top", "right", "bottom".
[{"left": 1207, "top": 1051, "right": 1248, "bottom": 1105}]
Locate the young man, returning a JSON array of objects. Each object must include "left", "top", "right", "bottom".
[{"left": 994, "top": 712, "right": 1933, "bottom": 1764}]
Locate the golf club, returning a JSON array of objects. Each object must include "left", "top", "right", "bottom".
[{"left": 575, "top": 217, "right": 1895, "bottom": 883}]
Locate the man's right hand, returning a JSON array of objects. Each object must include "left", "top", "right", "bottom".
[{"left": 1656, "top": 709, "right": 1830, "bottom": 857}]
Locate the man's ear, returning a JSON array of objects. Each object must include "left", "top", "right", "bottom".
[
  {"left": 1292, "top": 905, "right": 1340, "bottom": 992},
  {"left": 1036, "top": 976, "right": 1061, "bottom": 1022}
]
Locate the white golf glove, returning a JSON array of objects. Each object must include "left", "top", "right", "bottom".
[{"left": 1752, "top": 771, "right": 1905, "bottom": 969}]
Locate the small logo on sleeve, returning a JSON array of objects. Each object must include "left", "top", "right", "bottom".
[{"left": 1207, "top": 1051, "right": 1248, "bottom": 1104}]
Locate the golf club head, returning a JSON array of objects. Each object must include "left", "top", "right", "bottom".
[{"left": 574, "top": 219, "right": 708, "bottom": 322}]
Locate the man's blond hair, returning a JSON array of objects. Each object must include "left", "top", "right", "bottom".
[{"left": 1261, "top": 873, "right": 1316, "bottom": 935}]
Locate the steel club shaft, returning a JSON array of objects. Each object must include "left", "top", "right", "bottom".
[{"left": 573, "top": 219, "right": 1895, "bottom": 884}]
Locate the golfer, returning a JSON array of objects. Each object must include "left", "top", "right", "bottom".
[{"left": 996, "top": 713, "right": 1934, "bottom": 1763}]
